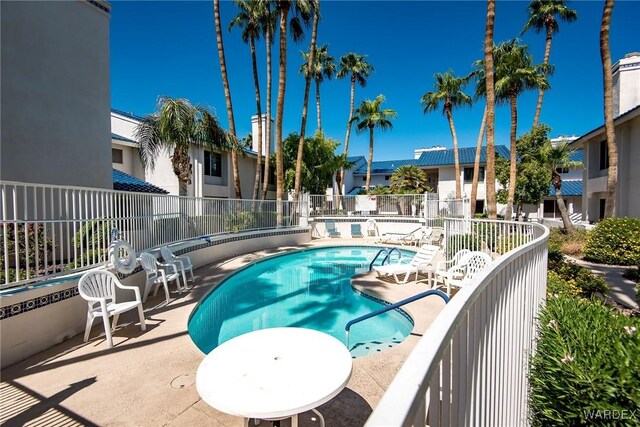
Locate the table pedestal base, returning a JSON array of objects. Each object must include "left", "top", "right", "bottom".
[{"left": 246, "top": 408, "right": 325, "bottom": 427}]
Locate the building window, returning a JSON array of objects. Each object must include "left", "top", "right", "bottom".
[
  {"left": 555, "top": 167, "right": 569, "bottom": 174},
  {"left": 464, "top": 167, "right": 484, "bottom": 182},
  {"left": 362, "top": 177, "right": 366, "bottom": 182},
  {"left": 112, "top": 148, "right": 123, "bottom": 164},
  {"left": 599, "top": 198, "right": 606, "bottom": 220},
  {"left": 204, "top": 151, "right": 222, "bottom": 177},
  {"left": 543, "top": 200, "right": 556, "bottom": 215},
  {"left": 599, "top": 140, "right": 609, "bottom": 170},
  {"left": 384, "top": 175, "right": 390, "bottom": 181}
]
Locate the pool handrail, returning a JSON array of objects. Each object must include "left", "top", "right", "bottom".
[
  {"left": 345, "top": 289, "right": 449, "bottom": 348},
  {"left": 368, "top": 247, "right": 402, "bottom": 271}
]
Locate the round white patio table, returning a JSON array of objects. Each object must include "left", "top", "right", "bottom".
[{"left": 196, "top": 327, "right": 353, "bottom": 427}]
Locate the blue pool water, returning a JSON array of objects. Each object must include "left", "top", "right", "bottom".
[{"left": 188, "top": 246, "right": 415, "bottom": 358}]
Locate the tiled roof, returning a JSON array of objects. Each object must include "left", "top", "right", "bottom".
[
  {"left": 549, "top": 179, "right": 582, "bottom": 197},
  {"left": 416, "top": 145, "right": 510, "bottom": 167},
  {"left": 111, "top": 133, "right": 136, "bottom": 143},
  {"left": 111, "top": 108, "right": 144, "bottom": 121},
  {"left": 112, "top": 169, "right": 169, "bottom": 194}
]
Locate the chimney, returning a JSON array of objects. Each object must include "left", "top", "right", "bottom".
[{"left": 612, "top": 52, "right": 640, "bottom": 117}]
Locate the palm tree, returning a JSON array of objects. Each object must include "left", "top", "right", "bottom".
[
  {"left": 260, "top": 1, "right": 277, "bottom": 201},
  {"left": 600, "top": 0, "right": 617, "bottom": 218},
  {"left": 390, "top": 165, "right": 430, "bottom": 194},
  {"left": 421, "top": 70, "right": 472, "bottom": 199},
  {"left": 299, "top": 44, "right": 335, "bottom": 134},
  {"left": 471, "top": 105, "right": 487, "bottom": 216},
  {"left": 536, "top": 141, "right": 582, "bottom": 230},
  {"left": 336, "top": 53, "right": 374, "bottom": 197},
  {"left": 484, "top": 0, "right": 497, "bottom": 219},
  {"left": 494, "top": 39, "right": 550, "bottom": 220},
  {"left": 351, "top": 95, "right": 397, "bottom": 191},
  {"left": 523, "top": 0, "right": 577, "bottom": 127},
  {"left": 274, "top": 0, "right": 313, "bottom": 221},
  {"left": 135, "top": 97, "right": 230, "bottom": 196},
  {"left": 229, "top": 0, "right": 266, "bottom": 200},
  {"left": 213, "top": 0, "right": 242, "bottom": 198},
  {"left": 293, "top": 1, "right": 319, "bottom": 202}
]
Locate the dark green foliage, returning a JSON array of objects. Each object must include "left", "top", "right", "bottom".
[
  {"left": 548, "top": 258, "right": 609, "bottom": 297},
  {"left": 445, "top": 233, "right": 483, "bottom": 258},
  {"left": 584, "top": 218, "right": 640, "bottom": 266},
  {"left": 0, "top": 223, "right": 54, "bottom": 284},
  {"left": 530, "top": 295, "right": 640, "bottom": 426}
]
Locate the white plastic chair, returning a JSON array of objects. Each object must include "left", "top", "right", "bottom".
[
  {"left": 139, "top": 252, "right": 182, "bottom": 304},
  {"left": 434, "top": 251, "right": 492, "bottom": 296},
  {"left": 78, "top": 270, "right": 146, "bottom": 348},
  {"left": 160, "top": 246, "right": 194, "bottom": 286},
  {"left": 373, "top": 244, "right": 440, "bottom": 284}
]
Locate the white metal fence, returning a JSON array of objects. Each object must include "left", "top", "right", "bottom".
[
  {"left": 365, "top": 218, "right": 549, "bottom": 427},
  {"left": 0, "top": 181, "right": 301, "bottom": 290}
]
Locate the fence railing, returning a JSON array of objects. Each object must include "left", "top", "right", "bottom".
[
  {"left": 309, "top": 194, "right": 469, "bottom": 219},
  {"left": 365, "top": 217, "right": 548, "bottom": 426},
  {"left": 0, "top": 181, "right": 301, "bottom": 290}
]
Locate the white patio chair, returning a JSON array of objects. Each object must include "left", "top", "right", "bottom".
[
  {"left": 139, "top": 252, "right": 182, "bottom": 304},
  {"left": 373, "top": 244, "right": 440, "bottom": 284},
  {"left": 434, "top": 251, "right": 492, "bottom": 296},
  {"left": 160, "top": 246, "right": 194, "bottom": 286},
  {"left": 78, "top": 270, "right": 146, "bottom": 348}
]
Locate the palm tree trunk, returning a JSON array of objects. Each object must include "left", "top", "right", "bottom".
[
  {"left": 601, "top": 0, "right": 617, "bottom": 218},
  {"left": 471, "top": 105, "right": 487, "bottom": 216},
  {"left": 261, "top": 27, "right": 272, "bottom": 201},
  {"left": 275, "top": 3, "right": 289, "bottom": 225},
  {"left": 553, "top": 172, "right": 574, "bottom": 231},
  {"left": 339, "top": 76, "right": 356, "bottom": 196},
  {"left": 446, "top": 106, "right": 462, "bottom": 199},
  {"left": 484, "top": 0, "right": 497, "bottom": 219},
  {"left": 213, "top": 0, "right": 241, "bottom": 199},
  {"left": 316, "top": 80, "right": 322, "bottom": 134},
  {"left": 532, "top": 22, "right": 553, "bottom": 128},
  {"left": 294, "top": 5, "right": 319, "bottom": 202},
  {"left": 506, "top": 91, "right": 518, "bottom": 221},
  {"left": 366, "top": 126, "right": 374, "bottom": 191},
  {"left": 250, "top": 37, "right": 263, "bottom": 201}
]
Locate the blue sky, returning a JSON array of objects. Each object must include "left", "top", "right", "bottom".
[{"left": 111, "top": 1, "right": 639, "bottom": 162}]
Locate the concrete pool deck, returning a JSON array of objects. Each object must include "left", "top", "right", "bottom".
[{"left": 0, "top": 240, "right": 447, "bottom": 427}]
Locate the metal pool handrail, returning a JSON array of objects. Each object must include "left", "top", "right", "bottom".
[
  {"left": 368, "top": 247, "right": 402, "bottom": 271},
  {"left": 345, "top": 289, "right": 450, "bottom": 348}
]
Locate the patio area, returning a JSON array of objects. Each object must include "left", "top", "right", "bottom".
[{"left": 0, "top": 240, "right": 447, "bottom": 427}]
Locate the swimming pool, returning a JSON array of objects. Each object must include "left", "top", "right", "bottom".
[{"left": 188, "top": 246, "right": 415, "bottom": 358}]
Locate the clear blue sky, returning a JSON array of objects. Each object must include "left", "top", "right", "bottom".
[{"left": 111, "top": 1, "right": 639, "bottom": 162}]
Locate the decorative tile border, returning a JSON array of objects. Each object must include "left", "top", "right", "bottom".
[
  {"left": 1, "top": 228, "right": 309, "bottom": 320},
  {"left": 353, "top": 289, "right": 415, "bottom": 326}
]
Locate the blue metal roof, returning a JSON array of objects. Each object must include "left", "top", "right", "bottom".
[
  {"left": 111, "top": 133, "right": 136, "bottom": 143},
  {"left": 347, "top": 155, "right": 365, "bottom": 163},
  {"left": 549, "top": 179, "right": 582, "bottom": 197},
  {"left": 569, "top": 150, "right": 583, "bottom": 162},
  {"left": 416, "top": 145, "right": 510, "bottom": 167},
  {"left": 346, "top": 186, "right": 364, "bottom": 195},
  {"left": 111, "top": 108, "right": 144, "bottom": 121},
  {"left": 112, "top": 169, "right": 169, "bottom": 194},
  {"left": 355, "top": 159, "right": 418, "bottom": 174}
]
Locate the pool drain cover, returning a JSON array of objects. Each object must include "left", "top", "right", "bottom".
[{"left": 170, "top": 373, "right": 196, "bottom": 389}]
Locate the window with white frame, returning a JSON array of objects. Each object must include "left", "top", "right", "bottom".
[{"left": 204, "top": 151, "right": 222, "bottom": 177}]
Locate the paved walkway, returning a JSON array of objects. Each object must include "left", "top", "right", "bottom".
[
  {"left": 0, "top": 240, "right": 445, "bottom": 427},
  {"left": 570, "top": 257, "right": 638, "bottom": 309}
]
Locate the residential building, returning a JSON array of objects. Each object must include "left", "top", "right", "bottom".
[
  {"left": 1, "top": 0, "right": 112, "bottom": 188},
  {"left": 570, "top": 52, "right": 640, "bottom": 222}
]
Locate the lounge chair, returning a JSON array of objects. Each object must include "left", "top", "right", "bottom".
[
  {"left": 351, "top": 223, "right": 364, "bottom": 238},
  {"left": 78, "top": 270, "right": 146, "bottom": 348},
  {"left": 433, "top": 251, "right": 492, "bottom": 296},
  {"left": 373, "top": 244, "right": 440, "bottom": 284},
  {"left": 326, "top": 220, "right": 341, "bottom": 238},
  {"left": 424, "top": 227, "right": 444, "bottom": 246},
  {"left": 376, "top": 227, "right": 428, "bottom": 246}
]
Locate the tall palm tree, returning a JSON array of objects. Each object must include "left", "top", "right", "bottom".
[
  {"left": 523, "top": 0, "right": 577, "bottom": 127},
  {"left": 390, "top": 165, "right": 430, "bottom": 194},
  {"left": 293, "top": 0, "right": 319, "bottom": 202},
  {"left": 536, "top": 141, "right": 582, "bottom": 230},
  {"left": 469, "top": 61, "right": 489, "bottom": 216},
  {"left": 135, "top": 97, "right": 230, "bottom": 196},
  {"left": 213, "top": 0, "right": 242, "bottom": 198},
  {"left": 351, "top": 95, "right": 397, "bottom": 191},
  {"left": 229, "top": 0, "right": 266, "bottom": 200},
  {"left": 260, "top": 1, "right": 277, "bottom": 201},
  {"left": 421, "top": 70, "right": 472, "bottom": 199},
  {"left": 484, "top": 0, "right": 497, "bottom": 219},
  {"left": 600, "top": 0, "right": 617, "bottom": 218},
  {"left": 336, "top": 53, "right": 374, "bottom": 197},
  {"left": 300, "top": 44, "right": 335, "bottom": 134},
  {"left": 274, "top": 0, "right": 312, "bottom": 219},
  {"left": 494, "top": 39, "right": 550, "bottom": 220}
]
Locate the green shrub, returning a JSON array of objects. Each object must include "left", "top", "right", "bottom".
[
  {"left": 445, "top": 233, "right": 483, "bottom": 259},
  {"left": 530, "top": 295, "right": 640, "bottom": 426},
  {"left": 546, "top": 270, "right": 581, "bottom": 298},
  {"left": 549, "top": 228, "right": 589, "bottom": 259},
  {"left": 584, "top": 217, "right": 640, "bottom": 266},
  {"left": 548, "top": 259, "right": 609, "bottom": 298}
]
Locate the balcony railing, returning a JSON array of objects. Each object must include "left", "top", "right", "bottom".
[
  {"left": 0, "top": 181, "right": 301, "bottom": 290},
  {"left": 365, "top": 218, "right": 548, "bottom": 426}
]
